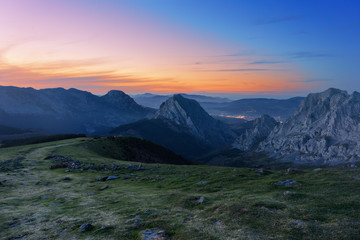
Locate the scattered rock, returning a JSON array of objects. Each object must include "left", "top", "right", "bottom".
[
  {"left": 87, "top": 192, "right": 95, "bottom": 195},
  {"left": 106, "top": 176, "right": 119, "bottom": 181},
  {"left": 141, "top": 229, "right": 167, "bottom": 240},
  {"left": 313, "top": 168, "right": 322, "bottom": 172},
  {"left": 96, "top": 176, "right": 108, "bottom": 181},
  {"left": 100, "top": 185, "right": 109, "bottom": 190},
  {"left": 197, "top": 196, "right": 205, "bottom": 203},
  {"left": 34, "top": 181, "right": 40, "bottom": 185},
  {"left": 63, "top": 177, "right": 71, "bottom": 181},
  {"left": 283, "top": 191, "right": 293, "bottom": 195},
  {"left": 196, "top": 181, "right": 208, "bottom": 185},
  {"left": 79, "top": 223, "right": 93, "bottom": 232},
  {"left": 274, "top": 179, "right": 299, "bottom": 187}
]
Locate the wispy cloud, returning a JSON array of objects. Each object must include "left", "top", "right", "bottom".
[
  {"left": 253, "top": 15, "right": 304, "bottom": 26},
  {"left": 288, "top": 51, "right": 333, "bottom": 59},
  {"left": 250, "top": 60, "right": 287, "bottom": 65},
  {"left": 302, "top": 78, "right": 333, "bottom": 83},
  {"left": 215, "top": 68, "right": 271, "bottom": 72}
]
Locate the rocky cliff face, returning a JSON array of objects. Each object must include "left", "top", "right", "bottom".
[
  {"left": 233, "top": 115, "right": 279, "bottom": 151},
  {"left": 0, "top": 86, "right": 154, "bottom": 134},
  {"left": 154, "top": 94, "right": 236, "bottom": 146},
  {"left": 258, "top": 88, "right": 360, "bottom": 164}
]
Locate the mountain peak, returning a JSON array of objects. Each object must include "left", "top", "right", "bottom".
[
  {"left": 154, "top": 95, "right": 236, "bottom": 146},
  {"left": 258, "top": 88, "right": 360, "bottom": 164}
]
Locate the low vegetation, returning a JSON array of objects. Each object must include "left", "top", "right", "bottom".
[{"left": 1, "top": 137, "right": 360, "bottom": 239}]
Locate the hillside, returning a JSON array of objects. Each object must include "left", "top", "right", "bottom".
[
  {"left": 87, "top": 137, "right": 192, "bottom": 165},
  {"left": 1, "top": 138, "right": 360, "bottom": 239}
]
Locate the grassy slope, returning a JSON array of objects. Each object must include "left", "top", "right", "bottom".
[{"left": 0, "top": 138, "right": 360, "bottom": 239}]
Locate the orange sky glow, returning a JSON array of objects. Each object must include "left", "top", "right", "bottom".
[{"left": 0, "top": 0, "right": 319, "bottom": 95}]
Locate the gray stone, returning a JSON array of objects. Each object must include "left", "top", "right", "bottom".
[
  {"left": 106, "top": 176, "right": 119, "bottom": 181},
  {"left": 197, "top": 196, "right": 205, "bottom": 203},
  {"left": 100, "top": 185, "right": 109, "bottom": 190},
  {"left": 274, "top": 179, "right": 299, "bottom": 187},
  {"left": 79, "top": 223, "right": 93, "bottom": 232},
  {"left": 141, "top": 229, "right": 167, "bottom": 240}
]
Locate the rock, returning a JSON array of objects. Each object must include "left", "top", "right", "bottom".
[
  {"left": 274, "top": 179, "right": 299, "bottom": 187},
  {"left": 106, "top": 176, "right": 119, "bottom": 181},
  {"left": 100, "top": 185, "right": 109, "bottom": 190},
  {"left": 141, "top": 229, "right": 167, "bottom": 240},
  {"left": 283, "top": 191, "right": 293, "bottom": 195},
  {"left": 63, "top": 177, "right": 71, "bottom": 181},
  {"left": 79, "top": 223, "right": 93, "bottom": 232},
  {"left": 233, "top": 115, "right": 279, "bottom": 151},
  {"left": 96, "top": 176, "right": 108, "bottom": 181},
  {"left": 196, "top": 181, "right": 208, "bottom": 185},
  {"left": 87, "top": 192, "right": 94, "bottom": 195},
  {"left": 197, "top": 196, "right": 205, "bottom": 203},
  {"left": 34, "top": 181, "right": 40, "bottom": 185},
  {"left": 313, "top": 168, "right": 323, "bottom": 172},
  {"left": 123, "top": 176, "right": 130, "bottom": 180}
]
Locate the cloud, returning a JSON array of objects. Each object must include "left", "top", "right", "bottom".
[
  {"left": 288, "top": 51, "right": 333, "bottom": 59},
  {"left": 302, "top": 78, "right": 333, "bottom": 83},
  {"left": 253, "top": 15, "right": 304, "bottom": 26},
  {"left": 215, "top": 68, "right": 271, "bottom": 72},
  {"left": 251, "top": 60, "right": 287, "bottom": 64}
]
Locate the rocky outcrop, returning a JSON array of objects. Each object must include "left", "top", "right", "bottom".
[
  {"left": 233, "top": 115, "right": 278, "bottom": 151},
  {"left": 154, "top": 94, "right": 236, "bottom": 146},
  {"left": 258, "top": 88, "right": 360, "bottom": 164}
]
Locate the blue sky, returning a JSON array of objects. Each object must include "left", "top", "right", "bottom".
[{"left": 0, "top": 0, "right": 359, "bottom": 97}]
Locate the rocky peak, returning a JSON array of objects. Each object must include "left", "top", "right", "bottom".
[
  {"left": 258, "top": 88, "right": 360, "bottom": 164},
  {"left": 233, "top": 114, "right": 279, "bottom": 151},
  {"left": 154, "top": 94, "right": 236, "bottom": 146}
]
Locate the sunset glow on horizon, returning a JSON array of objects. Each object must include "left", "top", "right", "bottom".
[{"left": 1, "top": 0, "right": 359, "bottom": 96}]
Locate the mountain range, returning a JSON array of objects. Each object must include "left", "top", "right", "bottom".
[
  {"left": 0, "top": 86, "right": 154, "bottom": 134},
  {"left": 1, "top": 85, "right": 359, "bottom": 165},
  {"left": 112, "top": 94, "right": 236, "bottom": 158},
  {"left": 133, "top": 93, "right": 304, "bottom": 121}
]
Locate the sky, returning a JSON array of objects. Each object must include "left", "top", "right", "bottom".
[{"left": 0, "top": 0, "right": 359, "bottom": 98}]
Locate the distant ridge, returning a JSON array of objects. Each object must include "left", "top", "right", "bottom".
[{"left": 0, "top": 86, "right": 154, "bottom": 134}]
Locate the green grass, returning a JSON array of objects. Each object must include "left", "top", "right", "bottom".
[{"left": 1, "top": 137, "right": 360, "bottom": 239}]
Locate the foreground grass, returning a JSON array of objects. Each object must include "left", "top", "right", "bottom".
[{"left": 0, "top": 138, "right": 360, "bottom": 239}]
